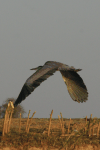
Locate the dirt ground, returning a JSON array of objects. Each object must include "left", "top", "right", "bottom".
[{"left": 0, "top": 144, "right": 100, "bottom": 150}]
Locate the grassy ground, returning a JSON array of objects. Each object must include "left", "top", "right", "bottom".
[{"left": 0, "top": 118, "right": 100, "bottom": 149}]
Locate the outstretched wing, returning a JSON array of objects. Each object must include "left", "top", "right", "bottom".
[
  {"left": 60, "top": 70, "right": 88, "bottom": 103},
  {"left": 14, "top": 63, "right": 59, "bottom": 107}
]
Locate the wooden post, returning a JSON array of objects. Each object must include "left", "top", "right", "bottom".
[
  {"left": 8, "top": 103, "right": 14, "bottom": 132},
  {"left": 26, "top": 110, "right": 31, "bottom": 132},
  {"left": 19, "top": 113, "right": 21, "bottom": 133},
  {"left": 85, "top": 116, "right": 87, "bottom": 132},
  {"left": 48, "top": 110, "right": 53, "bottom": 136},
  {"left": 2, "top": 109, "right": 8, "bottom": 136},
  {"left": 58, "top": 115, "right": 62, "bottom": 131},
  {"left": 58, "top": 114, "right": 65, "bottom": 135},
  {"left": 27, "top": 111, "right": 36, "bottom": 133},
  {"left": 68, "top": 118, "right": 71, "bottom": 134},
  {"left": 97, "top": 122, "right": 100, "bottom": 137},
  {"left": 88, "top": 114, "right": 92, "bottom": 137},
  {"left": 60, "top": 112, "right": 64, "bottom": 135},
  {"left": 2, "top": 101, "right": 14, "bottom": 136},
  {"left": 5, "top": 110, "right": 9, "bottom": 133}
]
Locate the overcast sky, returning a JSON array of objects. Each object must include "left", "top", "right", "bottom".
[{"left": 0, "top": 1, "right": 100, "bottom": 119}]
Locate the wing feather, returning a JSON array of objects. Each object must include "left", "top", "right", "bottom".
[
  {"left": 60, "top": 70, "right": 88, "bottom": 103},
  {"left": 14, "top": 65, "right": 58, "bottom": 107},
  {"left": 14, "top": 61, "right": 88, "bottom": 107}
]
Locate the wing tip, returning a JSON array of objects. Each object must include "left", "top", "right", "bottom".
[
  {"left": 14, "top": 103, "right": 17, "bottom": 107},
  {"left": 69, "top": 90, "right": 88, "bottom": 103}
]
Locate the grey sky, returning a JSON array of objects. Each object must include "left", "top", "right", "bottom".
[{"left": 0, "top": 1, "right": 100, "bottom": 118}]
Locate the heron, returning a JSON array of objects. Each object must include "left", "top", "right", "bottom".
[{"left": 14, "top": 61, "right": 88, "bottom": 107}]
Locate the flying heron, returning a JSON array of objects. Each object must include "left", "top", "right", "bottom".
[{"left": 14, "top": 61, "right": 88, "bottom": 107}]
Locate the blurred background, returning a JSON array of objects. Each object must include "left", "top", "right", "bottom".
[{"left": 0, "top": 1, "right": 100, "bottom": 118}]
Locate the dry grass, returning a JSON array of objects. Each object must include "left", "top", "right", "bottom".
[
  {"left": 0, "top": 117, "right": 100, "bottom": 149},
  {"left": 0, "top": 104, "right": 100, "bottom": 149}
]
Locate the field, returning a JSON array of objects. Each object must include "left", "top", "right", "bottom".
[
  {"left": 0, "top": 114, "right": 100, "bottom": 150},
  {"left": 0, "top": 102, "right": 100, "bottom": 150}
]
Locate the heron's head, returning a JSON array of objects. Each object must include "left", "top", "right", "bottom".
[{"left": 30, "top": 66, "right": 43, "bottom": 70}]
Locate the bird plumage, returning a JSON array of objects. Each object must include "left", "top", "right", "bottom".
[
  {"left": 60, "top": 70, "right": 88, "bottom": 103},
  {"left": 14, "top": 61, "right": 88, "bottom": 107}
]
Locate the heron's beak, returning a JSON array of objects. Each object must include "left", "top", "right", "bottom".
[
  {"left": 30, "top": 66, "right": 43, "bottom": 70},
  {"left": 30, "top": 67, "right": 37, "bottom": 70}
]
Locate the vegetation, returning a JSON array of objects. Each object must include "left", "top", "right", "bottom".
[
  {"left": 0, "top": 102, "right": 100, "bottom": 149},
  {"left": 0, "top": 117, "right": 100, "bottom": 149},
  {"left": 0, "top": 98, "right": 26, "bottom": 118}
]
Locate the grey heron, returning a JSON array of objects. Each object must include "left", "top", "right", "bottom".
[{"left": 14, "top": 61, "right": 88, "bottom": 107}]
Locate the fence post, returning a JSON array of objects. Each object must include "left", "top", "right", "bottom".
[
  {"left": 26, "top": 110, "right": 31, "bottom": 132},
  {"left": 2, "top": 101, "right": 14, "bottom": 136},
  {"left": 19, "top": 113, "right": 21, "bottom": 133},
  {"left": 27, "top": 111, "right": 36, "bottom": 133},
  {"left": 48, "top": 110, "right": 53, "bottom": 136}
]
